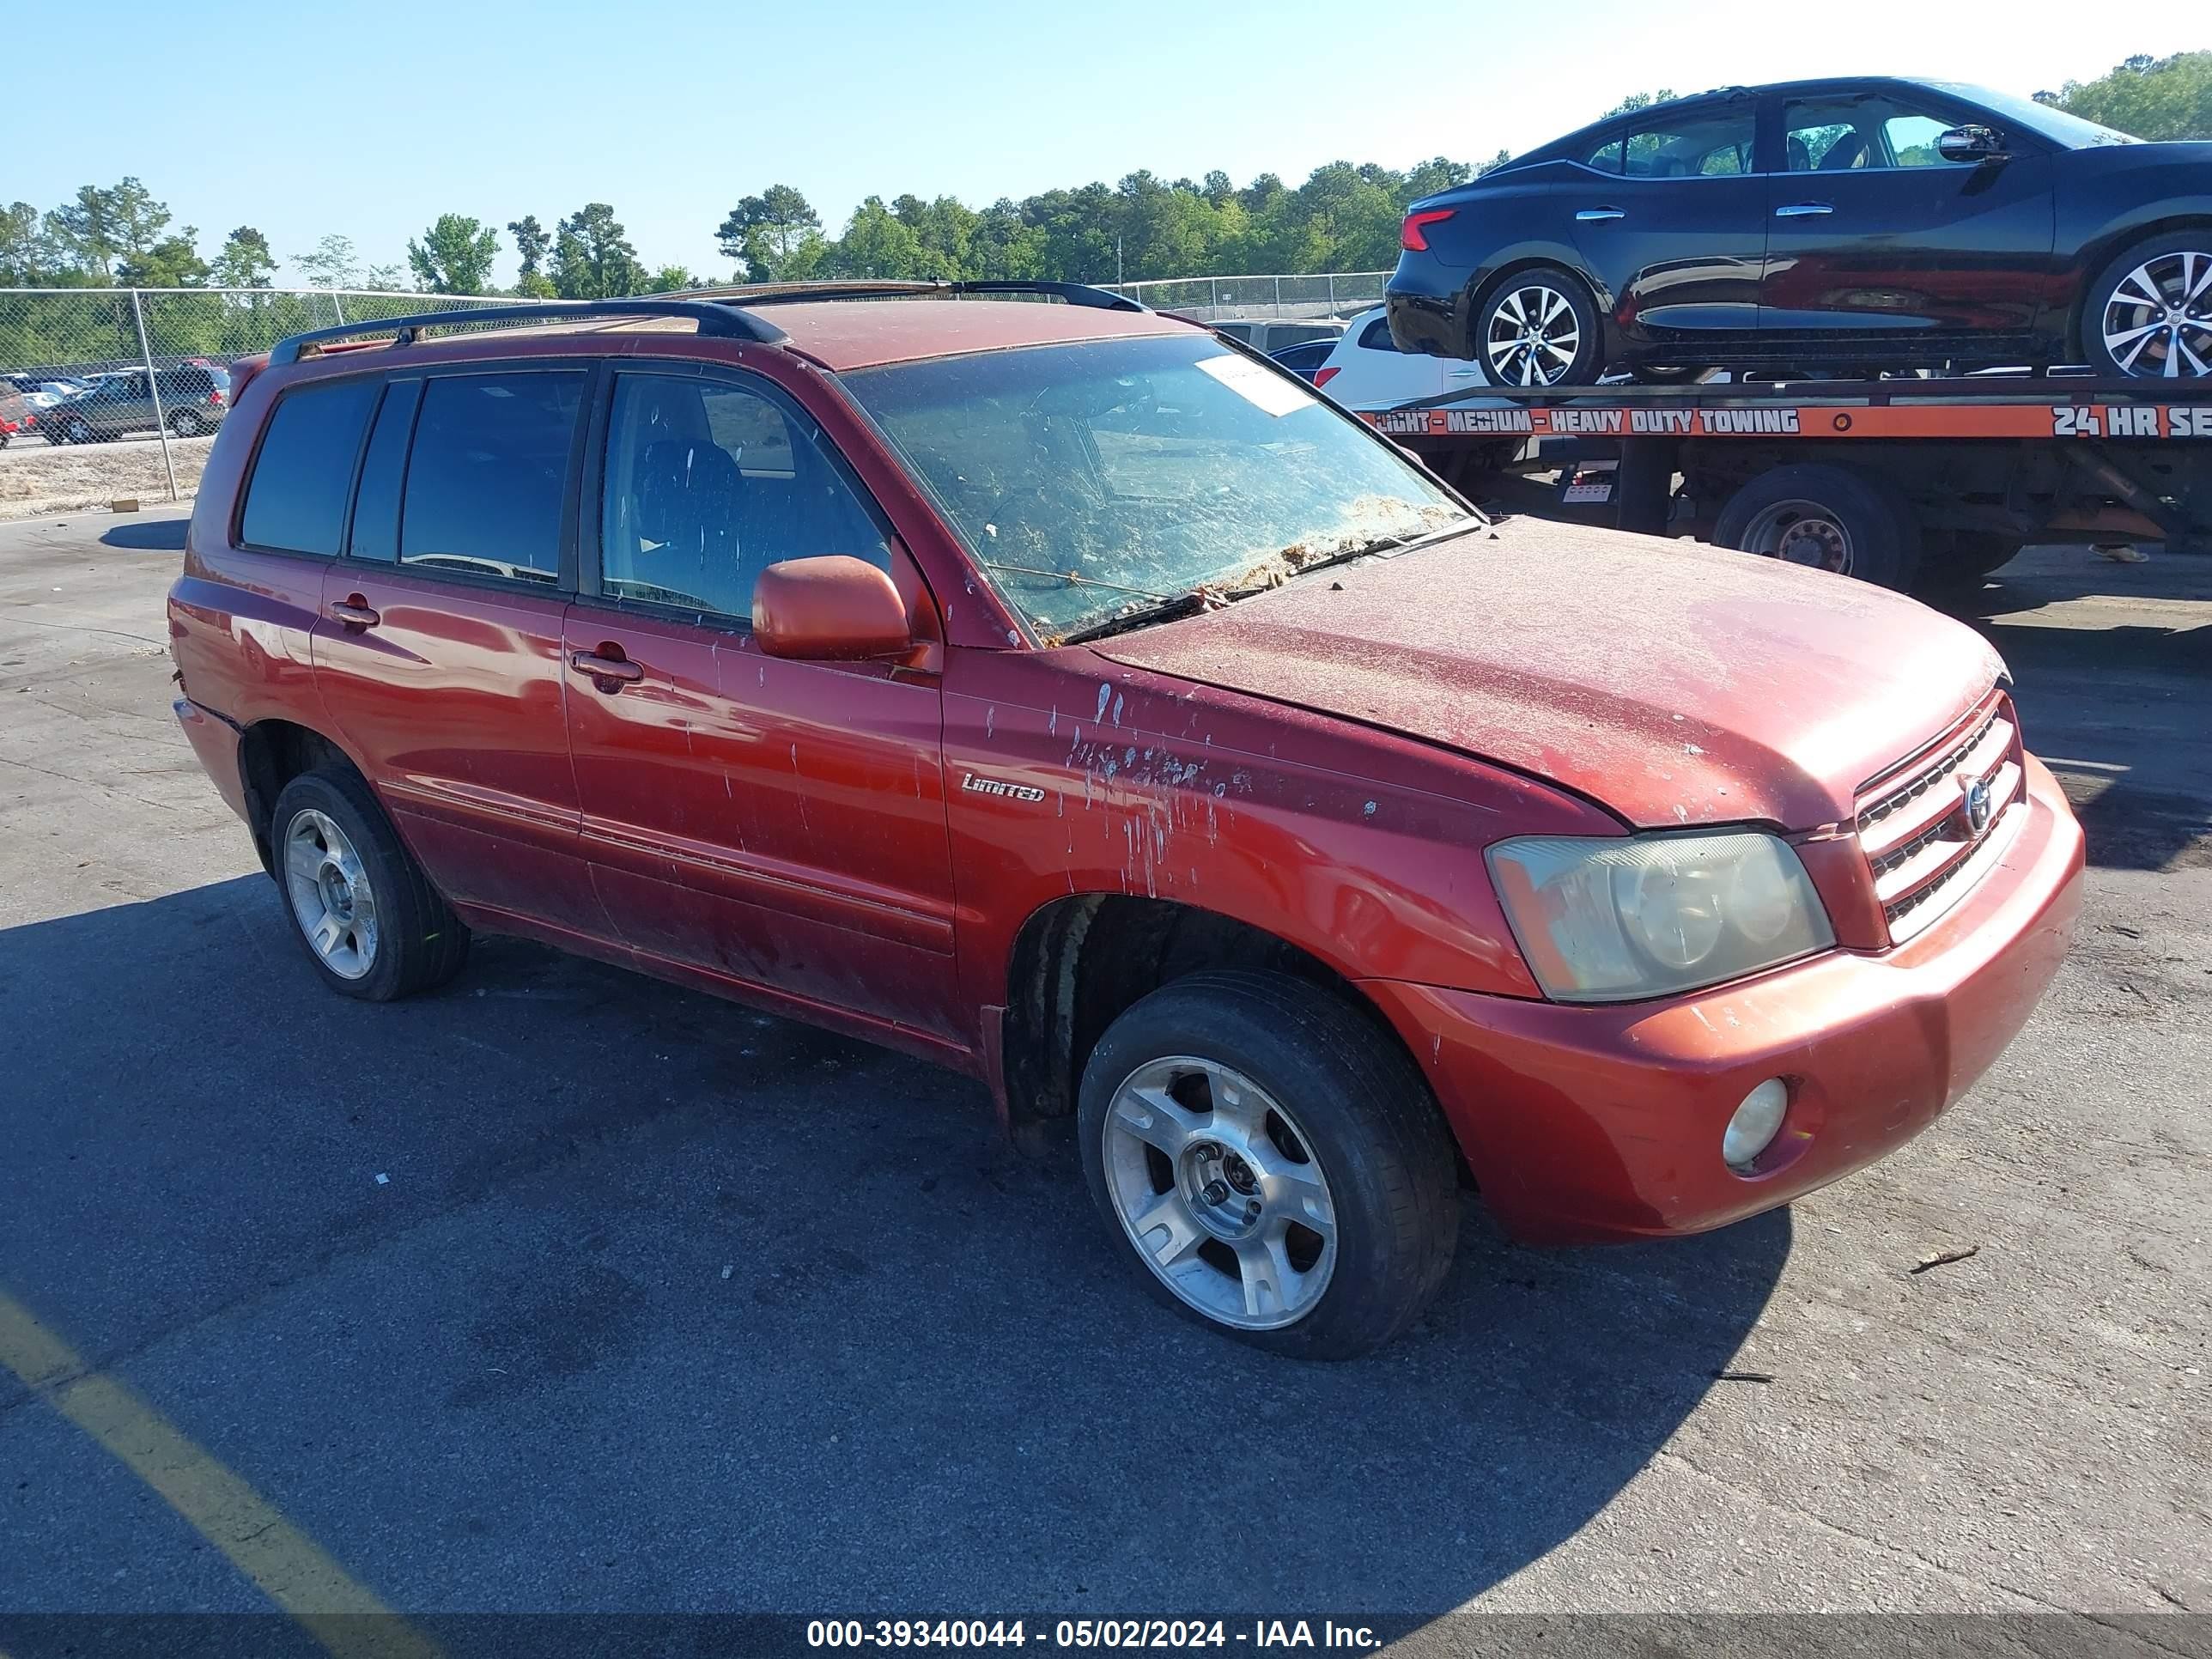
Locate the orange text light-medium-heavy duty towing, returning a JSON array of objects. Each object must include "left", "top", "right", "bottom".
[{"left": 1358, "top": 375, "right": 2212, "bottom": 593}]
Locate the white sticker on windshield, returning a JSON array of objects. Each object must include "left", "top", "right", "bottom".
[{"left": 1194, "top": 352, "right": 1315, "bottom": 418}]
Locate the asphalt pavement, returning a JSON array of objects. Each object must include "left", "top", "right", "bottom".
[{"left": 0, "top": 507, "right": 2205, "bottom": 1655}]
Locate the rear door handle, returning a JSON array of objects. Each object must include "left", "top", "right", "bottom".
[
  {"left": 326, "top": 599, "right": 380, "bottom": 629},
  {"left": 1575, "top": 207, "right": 1626, "bottom": 222},
  {"left": 1774, "top": 203, "right": 1834, "bottom": 218},
  {"left": 569, "top": 648, "right": 645, "bottom": 684}
]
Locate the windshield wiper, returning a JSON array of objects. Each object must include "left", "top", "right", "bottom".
[{"left": 1287, "top": 515, "right": 1480, "bottom": 580}]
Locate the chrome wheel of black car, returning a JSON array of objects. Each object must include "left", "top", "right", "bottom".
[
  {"left": 1484, "top": 282, "right": 1583, "bottom": 386},
  {"left": 2098, "top": 249, "right": 2212, "bottom": 378}
]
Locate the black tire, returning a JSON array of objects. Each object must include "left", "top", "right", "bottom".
[
  {"left": 1629, "top": 363, "right": 1709, "bottom": 385},
  {"left": 1712, "top": 463, "right": 1922, "bottom": 591},
  {"left": 1076, "top": 970, "right": 1459, "bottom": 1361},
  {"left": 270, "top": 766, "right": 470, "bottom": 1002},
  {"left": 1914, "top": 531, "right": 2025, "bottom": 598},
  {"left": 1469, "top": 264, "right": 1604, "bottom": 386},
  {"left": 167, "top": 407, "right": 204, "bottom": 437},
  {"left": 2080, "top": 229, "right": 2212, "bottom": 380}
]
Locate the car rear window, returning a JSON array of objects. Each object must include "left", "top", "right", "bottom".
[
  {"left": 239, "top": 378, "right": 380, "bottom": 556},
  {"left": 398, "top": 372, "right": 583, "bottom": 585}
]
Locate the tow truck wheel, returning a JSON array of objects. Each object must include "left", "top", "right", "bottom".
[{"left": 1713, "top": 464, "right": 1922, "bottom": 592}]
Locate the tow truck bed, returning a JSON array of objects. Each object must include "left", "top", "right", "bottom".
[{"left": 1359, "top": 377, "right": 2212, "bottom": 592}]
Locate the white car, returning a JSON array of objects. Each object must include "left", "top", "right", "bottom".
[{"left": 1310, "top": 307, "right": 1486, "bottom": 410}]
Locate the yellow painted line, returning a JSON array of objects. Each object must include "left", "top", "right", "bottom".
[{"left": 0, "top": 1289, "right": 442, "bottom": 1659}]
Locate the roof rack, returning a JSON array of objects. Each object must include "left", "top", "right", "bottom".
[
  {"left": 265, "top": 298, "right": 790, "bottom": 367},
  {"left": 709, "top": 279, "right": 1146, "bottom": 313}
]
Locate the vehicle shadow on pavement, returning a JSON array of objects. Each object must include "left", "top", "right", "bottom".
[
  {"left": 98, "top": 517, "right": 189, "bottom": 552},
  {"left": 0, "top": 875, "right": 1788, "bottom": 1618}
]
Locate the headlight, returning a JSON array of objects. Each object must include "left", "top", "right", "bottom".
[{"left": 1486, "top": 830, "right": 1834, "bottom": 1002}]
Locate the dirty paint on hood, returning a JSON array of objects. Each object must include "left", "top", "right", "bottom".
[{"left": 1088, "top": 517, "right": 2004, "bottom": 831}]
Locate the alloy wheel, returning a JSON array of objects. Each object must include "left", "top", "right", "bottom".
[
  {"left": 1100, "top": 1054, "right": 1337, "bottom": 1330},
  {"left": 1738, "top": 499, "right": 1854, "bottom": 574},
  {"left": 283, "top": 808, "right": 380, "bottom": 980},
  {"left": 2101, "top": 251, "right": 2212, "bottom": 378},
  {"left": 1484, "top": 283, "right": 1582, "bottom": 386}
]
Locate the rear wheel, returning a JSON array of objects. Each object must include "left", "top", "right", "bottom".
[
  {"left": 1471, "top": 264, "right": 1603, "bottom": 386},
  {"left": 270, "top": 767, "right": 470, "bottom": 1002},
  {"left": 167, "top": 407, "right": 204, "bottom": 437},
  {"left": 1713, "top": 463, "right": 1922, "bottom": 591},
  {"left": 1078, "top": 970, "right": 1459, "bottom": 1360}
]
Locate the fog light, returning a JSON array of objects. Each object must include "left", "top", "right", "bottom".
[{"left": 1723, "top": 1079, "right": 1790, "bottom": 1170}]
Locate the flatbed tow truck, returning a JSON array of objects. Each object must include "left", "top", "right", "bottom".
[{"left": 1357, "top": 376, "right": 2212, "bottom": 593}]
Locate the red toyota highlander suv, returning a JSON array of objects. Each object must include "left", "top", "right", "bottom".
[{"left": 167, "top": 283, "right": 2083, "bottom": 1358}]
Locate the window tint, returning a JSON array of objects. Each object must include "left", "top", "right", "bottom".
[
  {"left": 599, "top": 373, "right": 889, "bottom": 621},
  {"left": 1358, "top": 316, "right": 1395, "bottom": 350},
  {"left": 1583, "top": 137, "right": 1624, "bottom": 174},
  {"left": 399, "top": 371, "right": 582, "bottom": 586},
  {"left": 239, "top": 378, "right": 379, "bottom": 556},
  {"left": 1787, "top": 98, "right": 1966, "bottom": 171},
  {"left": 345, "top": 380, "right": 422, "bottom": 564},
  {"left": 1622, "top": 110, "right": 1755, "bottom": 177},
  {"left": 1883, "top": 114, "right": 1952, "bottom": 166}
]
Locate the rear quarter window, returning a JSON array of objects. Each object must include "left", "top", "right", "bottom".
[
  {"left": 239, "top": 378, "right": 380, "bottom": 556},
  {"left": 399, "top": 371, "right": 584, "bottom": 585}
]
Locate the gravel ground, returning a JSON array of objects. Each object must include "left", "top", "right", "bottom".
[
  {"left": 0, "top": 510, "right": 2204, "bottom": 1656},
  {"left": 0, "top": 433, "right": 210, "bottom": 519}
]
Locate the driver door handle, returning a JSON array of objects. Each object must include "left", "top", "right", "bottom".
[
  {"left": 1575, "top": 207, "right": 1626, "bottom": 222},
  {"left": 326, "top": 599, "right": 380, "bottom": 629},
  {"left": 1775, "top": 202, "right": 1834, "bottom": 218},
  {"left": 569, "top": 648, "right": 644, "bottom": 684}
]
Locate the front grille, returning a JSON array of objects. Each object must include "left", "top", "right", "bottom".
[{"left": 1855, "top": 693, "right": 2024, "bottom": 944}]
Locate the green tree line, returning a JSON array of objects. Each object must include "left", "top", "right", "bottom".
[{"left": 3, "top": 52, "right": 2203, "bottom": 373}]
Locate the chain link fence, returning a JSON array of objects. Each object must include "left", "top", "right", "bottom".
[
  {"left": 0, "top": 287, "right": 526, "bottom": 518},
  {"left": 1105, "top": 270, "right": 1389, "bottom": 321}
]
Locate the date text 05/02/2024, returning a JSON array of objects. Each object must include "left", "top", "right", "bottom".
[{"left": 806, "top": 1620, "right": 1383, "bottom": 1650}]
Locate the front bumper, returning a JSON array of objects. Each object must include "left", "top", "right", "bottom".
[{"left": 1364, "top": 755, "right": 2085, "bottom": 1244}]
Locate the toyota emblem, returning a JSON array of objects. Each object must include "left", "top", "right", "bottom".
[{"left": 1963, "top": 775, "right": 1994, "bottom": 836}]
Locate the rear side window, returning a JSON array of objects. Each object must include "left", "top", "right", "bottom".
[
  {"left": 345, "top": 380, "right": 423, "bottom": 564},
  {"left": 1622, "top": 110, "right": 1756, "bottom": 177},
  {"left": 240, "top": 378, "right": 380, "bottom": 556},
  {"left": 400, "top": 372, "right": 583, "bottom": 586},
  {"left": 1583, "top": 137, "right": 1624, "bottom": 174},
  {"left": 1358, "top": 316, "right": 1395, "bottom": 350}
]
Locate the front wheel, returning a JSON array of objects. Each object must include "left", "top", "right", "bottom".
[
  {"left": 1471, "top": 264, "right": 1603, "bottom": 386},
  {"left": 167, "top": 407, "right": 204, "bottom": 437},
  {"left": 2082, "top": 233, "right": 2212, "bottom": 379},
  {"left": 270, "top": 766, "right": 470, "bottom": 1001},
  {"left": 1078, "top": 971, "right": 1459, "bottom": 1360}
]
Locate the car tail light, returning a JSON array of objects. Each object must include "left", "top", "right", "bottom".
[
  {"left": 1401, "top": 209, "right": 1455, "bottom": 252},
  {"left": 208, "top": 388, "right": 224, "bottom": 406},
  {"left": 1314, "top": 367, "right": 1341, "bottom": 387}
]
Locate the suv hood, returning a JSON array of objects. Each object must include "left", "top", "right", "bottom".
[{"left": 1088, "top": 518, "right": 2003, "bottom": 830}]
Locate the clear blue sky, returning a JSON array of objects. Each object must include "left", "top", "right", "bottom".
[{"left": 8, "top": 0, "right": 2201, "bottom": 288}]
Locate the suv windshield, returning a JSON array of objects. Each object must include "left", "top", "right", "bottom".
[{"left": 842, "top": 333, "right": 1473, "bottom": 641}]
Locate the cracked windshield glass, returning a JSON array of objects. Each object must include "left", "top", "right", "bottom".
[{"left": 843, "top": 333, "right": 1474, "bottom": 641}]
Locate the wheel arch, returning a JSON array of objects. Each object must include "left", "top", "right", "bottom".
[
  {"left": 1000, "top": 892, "right": 1449, "bottom": 1152},
  {"left": 234, "top": 718, "right": 362, "bottom": 876},
  {"left": 2068, "top": 214, "right": 2212, "bottom": 359},
  {"left": 1462, "top": 254, "right": 1616, "bottom": 371}
]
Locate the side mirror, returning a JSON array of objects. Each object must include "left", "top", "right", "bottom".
[
  {"left": 1937, "top": 125, "right": 2005, "bottom": 163},
  {"left": 753, "top": 555, "right": 914, "bottom": 661}
]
